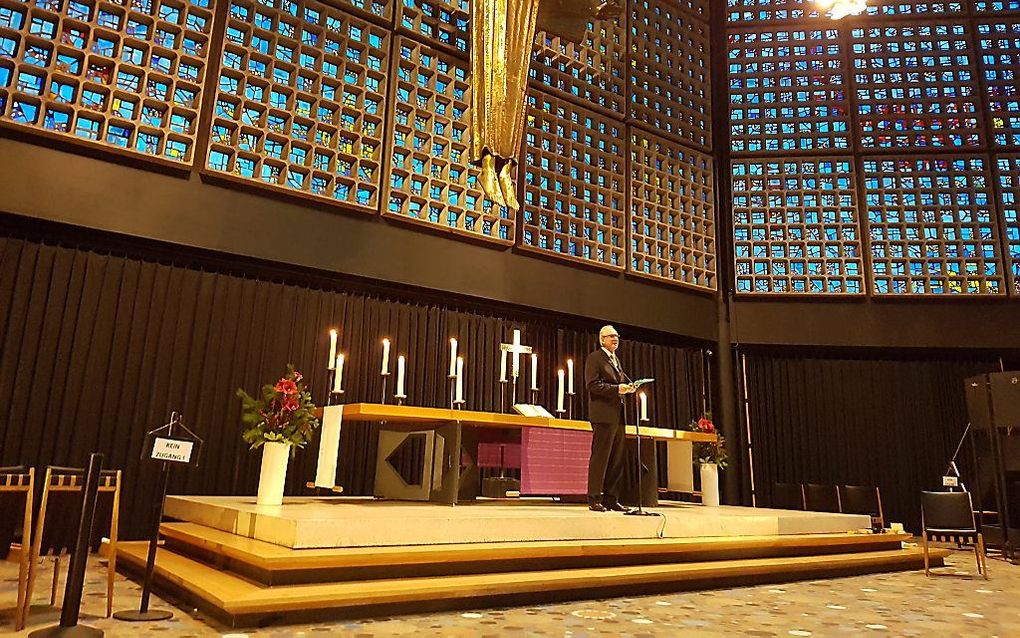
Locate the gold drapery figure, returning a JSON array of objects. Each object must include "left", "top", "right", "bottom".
[{"left": 470, "top": 0, "right": 621, "bottom": 209}]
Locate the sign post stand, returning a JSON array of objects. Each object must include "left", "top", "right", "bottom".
[{"left": 114, "top": 412, "right": 202, "bottom": 623}]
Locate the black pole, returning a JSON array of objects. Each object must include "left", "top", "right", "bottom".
[
  {"left": 114, "top": 459, "right": 174, "bottom": 621},
  {"left": 30, "top": 454, "right": 105, "bottom": 637},
  {"left": 626, "top": 392, "right": 659, "bottom": 517},
  {"left": 141, "top": 464, "right": 169, "bottom": 613}
]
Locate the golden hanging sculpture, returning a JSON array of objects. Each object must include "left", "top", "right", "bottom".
[{"left": 470, "top": 0, "right": 622, "bottom": 209}]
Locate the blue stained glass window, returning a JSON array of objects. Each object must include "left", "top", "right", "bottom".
[
  {"left": 164, "top": 138, "right": 188, "bottom": 161},
  {"left": 44, "top": 108, "right": 71, "bottom": 132},
  {"left": 136, "top": 131, "right": 161, "bottom": 154},
  {"left": 75, "top": 115, "right": 101, "bottom": 139},
  {"left": 106, "top": 123, "right": 132, "bottom": 147}
]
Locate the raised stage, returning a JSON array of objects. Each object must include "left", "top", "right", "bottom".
[
  {"left": 117, "top": 496, "right": 948, "bottom": 627},
  {"left": 164, "top": 495, "right": 873, "bottom": 548}
]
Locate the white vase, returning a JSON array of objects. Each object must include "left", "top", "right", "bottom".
[
  {"left": 700, "top": 462, "right": 720, "bottom": 507},
  {"left": 257, "top": 441, "right": 290, "bottom": 506}
]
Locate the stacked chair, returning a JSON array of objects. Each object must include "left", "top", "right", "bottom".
[
  {"left": 22, "top": 466, "right": 122, "bottom": 626},
  {"left": 0, "top": 466, "right": 35, "bottom": 630}
]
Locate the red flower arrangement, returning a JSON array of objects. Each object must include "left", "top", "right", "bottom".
[
  {"left": 238, "top": 365, "right": 319, "bottom": 454},
  {"left": 689, "top": 413, "right": 728, "bottom": 469}
]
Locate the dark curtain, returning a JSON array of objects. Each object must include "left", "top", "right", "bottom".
[
  {"left": 0, "top": 236, "right": 704, "bottom": 538},
  {"left": 741, "top": 350, "right": 1002, "bottom": 531}
]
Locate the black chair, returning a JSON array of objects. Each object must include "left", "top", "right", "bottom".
[
  {"left": 772, "top": 482, "right": 805, "bottom": 510},
  {"left": 840, "top": 485, "right": 885, "bottom": 530},
  {"left": 0, "top": 466, "right": 34, "bottom": 630},
  {"left": 804, "top": 483, "right": 841, "bottom": 513},
  {"left": 920, "top": 490, "right": 988, "bottom": 579}
]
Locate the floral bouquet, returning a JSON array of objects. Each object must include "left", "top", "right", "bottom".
[
  {"left": 690, "top": 413, "right": 728, "bottom": 469},
  {"left": 238, "top": 365, "right": 319, "bottom": 455}
]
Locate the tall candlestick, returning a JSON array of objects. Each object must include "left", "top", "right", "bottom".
[
  {"left": 639, "top": 391, "right": 648, "bottom": 421},
  {"left": 530, "top": 353, "right": 538, "bottom": 391},
  {"left": 328, "top": 329, "right": 338, "bottom": 370},
  {"left": 455, "top": 356, "right": 464, "bottom": 403},
  {"left": 332, "top": 354, "right": 344, "bottom": 393},
  {"left": 499, "top": 349, "right": 507, "bottom": 382},
  {"left": 381, "top": 338, "right": 390, "bottom": 374},
  {"left": 449, "top": 337, "right": 458, "bottom": 377},
  {"left": 511, "top": 329, "right": 522, "bottom": 378},
  {"left": 557, "top": 369, "right": 565, "bottom": 412},
  {"left": 396, "top": 355, "right": 406, "bottom": 396},
  {"left": 567, "top": 358, "right": 574, "bottom": 394}
]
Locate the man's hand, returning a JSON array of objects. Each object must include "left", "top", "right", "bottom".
[{"left": 618, "top": 383, "right": 635, "bottom": 395}]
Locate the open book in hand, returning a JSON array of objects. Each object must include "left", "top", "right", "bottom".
[{"left": 629, "top": 378, "right": 654, "bottom": 390}]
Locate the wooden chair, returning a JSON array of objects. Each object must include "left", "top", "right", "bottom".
[
  {"left": 839, "top": 485, "right": 885, "bottom": 530},
  {"left": 23, "top": 466, "right": 121, "bottom": 626},
  {"left": 772, "top": 482, "right": 805, "bottom": 510},
  {"left": 920, "top": 490, "right": 988, "bottom": 579},
  {"left": 804, "top": 483, "right": 841, "bottom": 513},
  {"left": 0, "top": 466, "right": 34, "bottom": 630}
]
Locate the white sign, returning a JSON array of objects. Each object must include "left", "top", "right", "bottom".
[
  {"left": 151, "top": 437, "right": 195, "bottom": 464},
  {"left": 942, "top": 475, "right": 959, "bottom": 487}
]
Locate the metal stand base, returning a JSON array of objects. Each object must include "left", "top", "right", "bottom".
[
  {"left": 625, "top": 508, "right": 661, "bottom": 517},
  {"left": 29, "top": 625, "right": 104, "bottom": 637},
  {"left": 113, "top": 609, "right": 174, "bottom": 622}
]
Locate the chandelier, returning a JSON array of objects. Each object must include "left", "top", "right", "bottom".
[{"left": 816, "top": 0, "right": 867, "bottom": 19}]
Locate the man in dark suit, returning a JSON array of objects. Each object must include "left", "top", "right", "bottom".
[{"left": 585, "top": 325, "right": 635, "bottom": 512}]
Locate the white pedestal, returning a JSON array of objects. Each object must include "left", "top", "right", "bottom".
[{"left": 257, "top": 441, "right": 290, "bottom": 506}]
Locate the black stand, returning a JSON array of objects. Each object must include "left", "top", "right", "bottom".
[
  {"left": 943, "top": 422, "right": 970, "bottom": 492},
  {"left": 381, "top": 371, "right": 391, "bottom": 405},
  {"left": 625, "top": 393, "right": 659, "bottom": 517},
  {"left": 30, "top": 454, "right": 106, "bottom": 638},
  {"left": 115, "top": 413, "right": 201, "bottom": 622},
  {"left": 111, "top": 452, "right": 174, "bottom": 622}
]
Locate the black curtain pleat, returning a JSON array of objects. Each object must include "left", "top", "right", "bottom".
[
  {"left": 0, "top": 236, "right": 702, "bottom": 537},
  {"left": 742, "top": 350, "right": 999, "bottom": 531}
]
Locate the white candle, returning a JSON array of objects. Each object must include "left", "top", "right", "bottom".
[
  {"left": 499, "top": 349, "right": 507, "bottom": 382},
  {"left": 381, "top": 338, "right": 390, "bottom": 375},
  {"left": 396, "top": 355, "right": 406, "bottom": 396},
  {"left": 511, "top": 329, "right": 521, "bottom": 378},
  {"left": 639, "top": 392, "right": 648, "bottom": 421},
  {"left": 567, "top": 358, "right": 574, "bottom": 394},
  {"left": 328, "top": 329, "right": 338, "bottom": 370},
  {"left": 557, "top": 368, "right": 565, "bottom": 412},
  {"left": 449, "top": 337, "right": 458, "bottom": 377},
  {"left": 530, "top": 353, "right": 538, "bottom": 390},
  {"left": 455, "top": 356, "right": 464, "bottom": 403},
  {"left": 332, "top": 354, "right": 344, "bottom": 393}
]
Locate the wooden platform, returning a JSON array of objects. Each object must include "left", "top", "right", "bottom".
[
  {"left": 116, "top": 498, "right": 948, "bottom": 627},
  {"left": 163, "top": 496, "right": 875, "bottom": 548}
]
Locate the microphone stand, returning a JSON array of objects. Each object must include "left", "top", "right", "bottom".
[{"left": 619, "top": 368, "right": 658, "bottom": 517}]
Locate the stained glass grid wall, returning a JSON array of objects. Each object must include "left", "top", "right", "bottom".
[
  {"left": 530, "top": 18, "right": 627, "bottom": 118},
  {"left": 0, "top": 0, "right": 214, "bottom": 165},
  {"left": 977, "top": 20, "right": 1020, "bottom": 147},
  {"left": 850, "top": 22, "right": 983, "bottom": 149},
  {"left": 629, "top": 0, "right": 712, "bottom": 149},
  {"left": 520, "top": 90, "right": 626, "bottom": 269},
  {"left": 728, "top": 27, "right": 850, "bottom": 154},
  {"left": 3, "top": 0, "right": 721, "bottom": 293},
  {"left": 863, "top": 156, "right": 1003, "bottom": 295},
  {"left": 383, "top": 36, "right": 512, "bottom": 243},
  {"left": 727, "top": 0, "right": 1020, "bottom": 297},
  {"left": 994, "top": 155, "right": 1020, "bottom": 292},
  {"left": 732, "top": 157, "right": 864, "bottom": 294},
  {"left": 204, "top": 0, "right": 389, "bottom": 210},
  {"left": 630, "top": 128, "right": 716, "bottom": 288}
]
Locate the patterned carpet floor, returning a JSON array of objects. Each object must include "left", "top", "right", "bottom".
[{"left": 2, "top": 546, "right": 1017, "bottom": 636}]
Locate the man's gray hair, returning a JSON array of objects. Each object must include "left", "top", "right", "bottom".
[{"left": 599, "top": 325, "right": 617, "bottom": 338}]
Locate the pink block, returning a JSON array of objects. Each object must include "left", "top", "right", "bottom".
[{"left": 521, "top": 428, "right": 591, "bottom": 495}]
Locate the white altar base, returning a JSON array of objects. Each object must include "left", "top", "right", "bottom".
[{"left": 164, "top": 496, "right": 872, "bottom": 549}]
